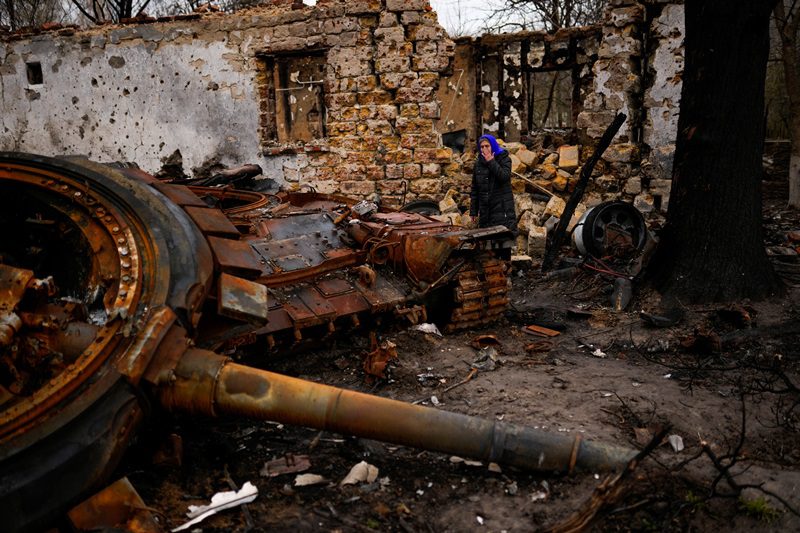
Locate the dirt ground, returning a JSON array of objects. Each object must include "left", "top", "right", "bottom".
[{"left": 116, "top": 179, "right": 800, "bottom": 532}]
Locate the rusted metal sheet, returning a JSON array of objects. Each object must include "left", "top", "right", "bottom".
[
  {"left": 183, "top": 205, "right": 241, "bottom": 237},
  {"left": 218, "top": 272, "right": 269, "bottom": 323},
  {"left": 207, "top": 236, "right": 264, "bottom": 279},
  {"left": 68, "top": 477, "right": 161, "bottom": 533}
]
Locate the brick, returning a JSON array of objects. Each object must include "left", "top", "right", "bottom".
[
  {"left": 365, "top": 164, "right": 385, "bottom": 180},
  {"left": 364, "top": 119, "right": 395, "bottom": 135},
  {"left": 421, "top": 163, "right": 441, "bottom": 177},
  {"left": 558, "top": 145, "right": 580, "bottom": 170},
  {"left": 374, "top": 26, "right": 405, "bottom": 43},
  {"left": 527, "top": 226, "right": 548, "bottom": 258},
  {"left": 441, "top": 162, "right": 462, "bottom": 176},
  {"left": 396, "top": 86, "right": 434, "bottom": 103},
  {"left": 357, "top": 90, "right": 393, "bottom": 105},
  {"left": 380, "top": 72, "right": 418, "bottom": 90},
  {"left": 333, "top": 162, "right": 367, "bottom": 180},
  {"left": 375, "top": 55, "right": 411, "bottom": 73},
  {"left": 412, "top": 53, "right": 450, "bottom": 71},
  {"left": 378, "top": 179, "right": 408, "bottom": 194},
  {"left": 379, "top": 11, "right": 398, "bottom": 27},
  {"left": 603, "top": 142, "right": 639, "bottom": 163},
  {"left": 385, "top": 164, "right": 404, "bottom": 179},
  {"left": 340, "top": 180, "right": 377, "bottom": 196},
  {"left": 327, "top": 121, "right": 357, "bottom": 135},
  {"left": 403, "top": 163, "right": 421, "bottom": 179},
  {"left": 409, "top": 25, "right": 444, "bottom": 41},
  {"left": 345, "top": 0, "right": 381, "bottom": 15},
  {"left": 623, "top": 176, "right": 642, "bottom": 195},
  {"left": 416, "top": 131, "right": 439, "bottom": 148},
  {"left": 419, "top": 101, "right": 440, "bottom": 119},
  {"left": 412, "top": 178, "right": 444, "bottom": 195},
  {"left": 395, "top": 117, "right": 432, "bottom": 134},
  {"left": 376, "top": 41, "right": 414, "bottom": 57},
  {"left": 356, "top": 75, "right": 378, "bottom": 91},
  {"left": 386, "top": 0, "right": 428, "bottom": 11},
  {"left": 377, "top": 104, "right": 397, "bottom": 120},
  {"left": 400, "top": 11, "right": 420, "bottom": 25},
  {"left": 400, "top": 134, "right": 420, "bottom": 149},
  {"left": 399, "top": 104, "right": 420, "bottom": 118}
]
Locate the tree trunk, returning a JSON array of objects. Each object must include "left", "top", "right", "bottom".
[
  {"left": 776, "top": 3, "right": 800, "bottom": 208},
  {"left": 649, "top": 0, "right": 783, "bottom": 303}
]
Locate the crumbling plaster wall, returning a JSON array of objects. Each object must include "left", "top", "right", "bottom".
[
  {"left": 0, "top": 21, "right": 264, "bottom": 174},
  {"left": 0, "top": 0, "right": 684, "bottom": 210},
  {"left": 0, "top": 0, "right": 457, "bottom": 207}
]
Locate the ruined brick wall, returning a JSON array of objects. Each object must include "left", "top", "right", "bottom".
[
  {"left": 0, "top": 0, "right": 684, "bottom": 211},
  {"left": 578, "top": 0, "right": 684, "bottom": 212},
  {"left": 0, "top": 0, "right": 458, "bottom": 207}
]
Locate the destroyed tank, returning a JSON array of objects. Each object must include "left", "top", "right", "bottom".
[{"left": 0, "top": 153, "right": 635, "bottom": 531}]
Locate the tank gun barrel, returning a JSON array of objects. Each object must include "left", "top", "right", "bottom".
[{"left": 159, "top": 349, "right": 636, "bottom": 473}]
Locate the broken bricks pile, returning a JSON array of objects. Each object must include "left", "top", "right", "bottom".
[{"left": 463, "top": 138, "right": 651, "bottom": 264}]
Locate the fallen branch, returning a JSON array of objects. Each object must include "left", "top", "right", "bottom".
[{"left": 542, "top": 427, "right": 670, "bottom": 533}]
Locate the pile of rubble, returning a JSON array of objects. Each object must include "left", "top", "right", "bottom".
[{"left": 431, "top": 137, "right": 649, "bottom": 267}]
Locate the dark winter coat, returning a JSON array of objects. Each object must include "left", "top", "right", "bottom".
[{"left": 470, "top": 145, "right": 517, "bottom": 232}]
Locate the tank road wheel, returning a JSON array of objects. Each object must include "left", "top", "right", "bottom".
[{"left": 0, "top": 153, "right": 212, "bottom": 531}]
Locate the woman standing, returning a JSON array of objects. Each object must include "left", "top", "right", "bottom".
[{"left": 470, "top": 134, "right": 517, "bottom": 233}]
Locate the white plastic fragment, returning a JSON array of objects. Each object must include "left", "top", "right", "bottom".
[
  {"left": 476, "top": 515, "right": 485, "bottom": 525},
  {"left": 340, "top": 461, "right": 379, "bottom": 486},
  {"left": 668, "top": 434, "right": 684, "bottom": 452},
  {"left": 412, "top": 323, "right": 442, "bottom": 336},
  {"left": 171, "top": 482, "right": 258, "bottom": 532},
  {"left": 431, "top": 395, "right": 440, "bottom": 406},
  {"left": 591, "top": 348, "right": 607, "bottom": 358},
  {"left": 530, "top": 490, "right": 548, "bottom": 502},
  {"left": 294, "top": 473, "right": 327, "bottom": 486}
]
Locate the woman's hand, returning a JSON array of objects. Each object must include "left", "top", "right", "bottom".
[{"left": 480, "top": 143, "right": 494, "bottom": 162}]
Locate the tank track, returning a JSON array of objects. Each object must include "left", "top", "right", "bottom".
[{"left": 445, "top": 257, "right": 511, "bottom": 332}]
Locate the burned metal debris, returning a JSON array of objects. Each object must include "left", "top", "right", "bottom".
[{"left": 0, "top": 153, "right": 635, "bottom": 531}]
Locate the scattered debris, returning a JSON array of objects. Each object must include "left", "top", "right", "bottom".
[
  {"left": 471, "top": 347, "right": 500, "bottom": 371},
  {"left": 171, "top": 482, "right": 258, "bottom": 532},
  {"left": 610, "top": 278, "right": 633, "bottom": 312},
  {"left": 591, "top": 348, "right": 607, "bottom": 358},
  {"left": 470, "top": 334, "right": 502, "bottom": 350},
  {"left": 450, "top": 456, "right": 484, "bottom": 467},
  {"left": 716, "top": 305, "right": 754, "bottom": 329},
  {"left": 260, "top": 454, "right": 312, "bottom": 478},
  {"left": 640, "top": 309, "right": 684, "bottom": 328},
  {"left": 633, "top": 427, "right": 655, "bottom": 447},
  {"left": 668, "top": 434, "right": 684, "bottom": 453},
  {"left": 412, "top": 323, "right": 443, "bottom": 336},
  {"left": 152, "top": 433, "right": 183, "bottom": 467},
  {"left": 363, "top": 338, "right": 398, "bottom": 380},
  {"left": 523, "top": 324, "right": 562, "bottom": 337},
  {"left": 294, "top": 474, "right": 327, "bottom": 487},
  {"left": 441, "top": 368, "right": 478, "bottom": 394},
  {"left": 67, "top": 478, "right": 160, "bottom": 532},
  {"left": 681, "top": 328, "right": 722, "bottom": 353},
  {"left": 524, "top": 340, "right": 554, "bottom": 353},
  {"left": 340, "top": 461, "right": 379, "bottom": 486}
]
